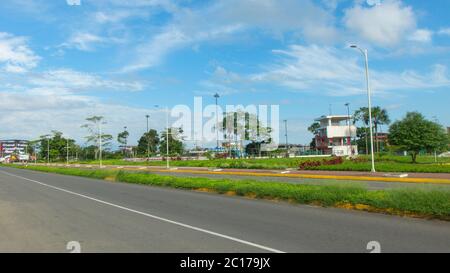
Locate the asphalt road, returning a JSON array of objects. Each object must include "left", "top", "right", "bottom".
[{"left": 0, "top": 166, "right": 449, "bottom": 253}]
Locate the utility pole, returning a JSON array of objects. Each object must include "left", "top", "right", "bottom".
[
  {"left": 124, "top": 126, "right": 128, "bottom": 158},
  {"left": 351, "top": 45, "right": 376, "bottom": 172},
  {"left": 34, "top": 143, "right": 37, "bottom": 164},
  {"left": 146, "top": 115, "right": 150, "bottom": 160},
  {"left": 99, "top": 121, "right": 103, "bottom": 168},
  {"left": 284, "top": 119, "right": 289, "bottom": 158},
  {"left": 214, "top": 93, "right": 220, "bottom": 149},
  {"left": 66, "top": 138, "right": 69, "bottom": 165},
  {"left": 166, "top": 106, "right": 170, "bottom": 169},
  {"left": 345, "top": 103, "right": 352, "bottom": 156},
  {"left": 47, "top": 138, "right": 50, "bottom": 164}
]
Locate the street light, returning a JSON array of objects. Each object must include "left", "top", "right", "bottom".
[
  {"left": 350, "top": 45, "right": 376, "bottom": 172},
  {"left": 284, "top": 119, "right": 289, "bottom": 158},
  {"left": 214, "top": 93, "right": 220, "bottom": 149},
  {"left": 146, "top": 114, "right": 150, "bottom": 160},
  {"left": 124, "top": 126, "right": 128, "bottom": 158},
  {"left": 345, "top": 103, "right": 352, "bottom": 156},
  {"left": 154, "top": 105, "right": 170, "bottom": 169},
  {"left": 165, "top": 106, "right": 170, "bottom": 169},
  {"left": 66, "top": 137, "right": 70, "bottom": 166}
]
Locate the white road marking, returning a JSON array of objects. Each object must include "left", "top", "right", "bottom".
[{"left": 0, "top": 170, "right": 285, "bottom": 253}]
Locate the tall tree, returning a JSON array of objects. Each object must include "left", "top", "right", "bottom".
[
  {"left": 354, "top": 107, "right": 390, "bottom": 153},
  {"left": 117, "top": 129, "right": 130, "bottom": 155},
  {"left": 389, "top": 112, "right": 448, "bottom": 163},
  {"left": 220, "top": 110, "right": 272, "bottom": 156},
  {"left": 81, "top": 116, "right": 113, "bottom": 160},
  {"left": 117, "top": 130, "right": 129, "bottom": 146},
  {"left": 137, "top": 129, "right": 160, "bottom": 156},
  {"left": 38, "top": 131, "right": 75, "bottom": 162},
  {"left": 160, "top": 128, "right": 184, "bottom": 156}
]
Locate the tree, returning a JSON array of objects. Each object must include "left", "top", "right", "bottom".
[
  {"left": 308, "top": 122, "right": 320, "bottom": 135},
  {"left": 117, "top": 130, "right": 129, "bottom": 146},
  {"left": 354, "top": 106, "right": 390, "bottom": 153},
  {"left": 220, "top": 110, "right": 272, "bottom": 156},
  {"left": 160, "top": 128, "right": 184, "bottom": 156},
  {"left": 137, "top": 129, "right": 159, "bottom": 156},
  {"left": 38, "top": 131, "right": 75, "bottom": 162},
  {"left": 81, "top": 116, "right": 113, "bottom": 160},
  {"left": 117, "top": 129, "right": 129, "bottom": 155},
  {"left": 388, "top": 112, "right": 449, "bottom": 163}
]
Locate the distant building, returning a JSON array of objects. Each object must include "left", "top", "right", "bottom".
[
  {"left": 0, "top": 140, "right": 29, "bottom": 157},
  {"left": 314, "top": 115, "right": 357, "bottom": 156}
]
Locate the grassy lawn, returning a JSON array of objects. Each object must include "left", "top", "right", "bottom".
[
  {"left": 8, "top": 165, "right": 450, "bottom": 220},
  {"left": 73, "top": 155, "right": 450, "bottom": 173}
]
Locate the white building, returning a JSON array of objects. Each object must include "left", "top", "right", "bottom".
[{"left": 314, "top": 115, "right": 358, "bottom": 156}]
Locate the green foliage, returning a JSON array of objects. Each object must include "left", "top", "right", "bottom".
[
  {"left": 81, "top": 116, "right": 113, "bottom": 159},
  {"left": 389, "top": 112, "right": 449, "bottom": 163},
  {"left": 308, "top": 122, "right": 321, "bottom": 134},
  {"left": 38, "top": 131, "right": 76, "bottom": 162},
  {"left": 78, "top": 155, "right": 450, "bottom": 173},
  {"left": 117, "top": 130, "right": 129, "bottom": 146},
  {"left": 160, "top": 128, "right": 184, "bottom": 156},
  {"left": 137, "top": 129, "right": 159, "bottom": 156}
]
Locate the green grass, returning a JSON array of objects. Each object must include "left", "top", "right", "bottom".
[
  {"left": 74, "top": 155, "right": 450, "bottom": 173},
  {"left": 9, "top": 165, "right": 450, "bottom": 220},
  {"left": 307, "top": 161, "right": 450, "bottom": 173}
]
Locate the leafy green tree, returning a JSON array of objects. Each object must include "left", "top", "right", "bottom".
[
  {"left": 117, "top": 130, "right": 129, "bottom": 146},
  {"left": 307, "top": 122, "right": 321, "bottom": 134},
  {"left": 160, "top": 128, "right": 184, "bottom": 156},
  {"left": 354, "top": 106, "right": 390, "bottom": 152},
  {"left": 137, "top": 129, "right": 159, "bottom": 156},
  {"left": 81, "top": 116, "right": 113, "bottom": 160},
  {"left": 389, "top": 112, "right": 449, "bottom": 163},
  {"left": 38, "top": 131, "right": 75, "bottom": 162},
  {"left": 117, "top": 129, "right": 130, "bottom": 156}
]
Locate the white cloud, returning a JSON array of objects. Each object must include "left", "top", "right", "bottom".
[
  {"left": 214, "top": 45, "right": 450, "bottom": 97},
  {"left": 122, "top": 0, "right": 338, "bottom": 72},
  {"left": 60, "top": 32, "right": 107, "bottom": 51},
  {"left": 438, "top": 28, "right": 450, "bottom": 36},
  {"left": 28, "top": 69, "right": 145, "bottom": 92},
  {"left": 0, "top": 32, "right": 40, "bottom": 73},
  {"left": 343, "top": 0, "right": 416, "bottom": 47},
  {"left": 408, "top": 29, "right": 433, "bottom": 43},
  {"left": 0, "top": 88, "right": 166, "bottom": 144}
]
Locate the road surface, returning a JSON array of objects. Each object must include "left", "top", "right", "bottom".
[{"left": 0, "top": 166, "right": 449, "bottom": 253}]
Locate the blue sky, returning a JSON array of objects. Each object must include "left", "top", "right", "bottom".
[{"left": 0, "top": 0, "right": 449, "bottom": 147}]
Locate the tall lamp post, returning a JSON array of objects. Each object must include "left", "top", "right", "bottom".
[
  {"left": 350, "top": 45, "right": 376, "bottom": 172},
  {"left": 345, "top": 103, "right": 352, "bottom": 156},
  {"left": 214, "top": 93, "right": 220, "bottom": 149},
  {"left": 66, "top": 137, "right": 70, "bottom": 166},
  {"left": 146, "top": 115, "right": 150, "bottom": 160},
  {"left": 284, "top": 119, "right": 289, "bottom": 158},
  {"left": 152, "top": 105, "right": 169, "bottom": 168},
  {"left": 99, "top": 121, "right": 103, "bottom": 168},
  {"left": 166, "top": 106, "right": 170, "bottom": 169}
]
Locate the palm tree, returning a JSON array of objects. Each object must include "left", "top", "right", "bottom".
[
  {"left": 354, "top": 107, "right": 370, "bottom": 154},
  {"left": 353, "top": 107, "right": 390, "bottom": 153},
  {"left": 371, "top": 107, "right": 391, "bottom": 152}
]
